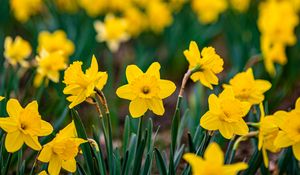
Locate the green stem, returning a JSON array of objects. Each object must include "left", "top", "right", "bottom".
[
  {"left": 3, "top": 153, "right": 12, "bottom": 175},
  {"left": 199, "top": 131, "right": 213, "bottom": 156}
]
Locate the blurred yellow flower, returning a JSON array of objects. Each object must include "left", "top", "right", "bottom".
[
  {"left": 107, "top": 0, "right": 132, "bottom": 12},
  {"left": 10, "top": 0, "right": 43, "bottom": 23},
  {"left": 37, "top": 30, "right": 75, "bottom": 58},
  {"left": 0, "top": 99, "right": 53, "bottom": 152},
  {"left": 200, "top": 88, "right": 251, "bottom": 139},
  {"left": 257, "top": 103, "right": 280, "bottom": 168},
  {"left": 124, "top": 7, "right": 147, "bottom": 37},
  {"left": 229, "top": 0, "right": 250, "bottom": 12},
  {"left": 94, "top": 14, "right": 130, "bottom": 52},
  {"left": 258, "top": 0, "right": 298, "bottom": 76},
  {"left": 184, "top": 142, "right": 248, "bottom": 175},
  {"left": 63, "top": 55, "right": 108, "bottom": 108},
  {"left": 274, "top": 97, "right": 300, "bottom": 160},
  {"left": 116, "top": 62, "right": 176, "bottom": 118},
  {"left": 4, "top": 36, "right": 32, "bottom": 67},
  {"left": 169, "top": 0, "right": 187, "bottom": 12},
  {"left": 34, "top": 49, "right": 67, "bottom": 87},
  {"left": 191, "top": 0, "right": 227, "bottom": 24},
  {"left": 184, "top": 41, "right": 224, "bottom": 90},
  {"left": 38, "top": 170, "right": 48, "bottom": 175},
  {"left": 38, "top": 121, "right": 86, "bottom": 175},
  {"left": 78, "top": 0, "right": 106, "bottom": 17},
  {"left": 0, "top": 96, "right": 5, "bottom": 101},
  {"left": 55, "top": 0, "right": 79, "bottom": 13},
  {"left": 223, "top": 68, "right": 271, "bottom": 105},
  {"left": 146, "top": 0, "right": 173, "bottom": 33}
]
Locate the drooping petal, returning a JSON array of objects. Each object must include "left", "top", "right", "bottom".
[
  {"left": 262, "top": 147, "right": 269, "bottom": 168},
  {"left": 0, "top": 117, "right": 18, "bottom": 132},
  {"left": 148, "top": 98, "right": 165, "bottom": 116},
  {"left": 48, "top": 155, "right": 62, "bottom": 175},
  {"left": 232, "top": 120, "right": 249, "bottom": 136},
  {"left": 23, "top": 135, "right": 42, "bottom": 151},
  {"left": 274, "top": 131, "right": 294, "bottom": 148},
  {"left": 126, "top": 65, "right": 143, "bottom": 83},
  {"left": 116, "top": 84, "right": 136, "bottom": 100},
  {"left": 218, "top": 122, "right": 234, "bottom": 139},
  {"left": 129, "top": 98, "right": 148, "bottom": 118},
  {"left": 39, "top": 120, "right": 54, "bottom": 136},
  {"left": 7, "top": 99, "right": 23, "bottom": 118},
  {"left": 145, "top": 62, "right": 161, "bottom": 79},
  {"left": 183, "top": 153, "right": 204, "bottom": 174},
  {"left": 5, "top": 131, "right": 23, "bottom": 152},
  {"left": 38, "top": 145, "right": 53, "bottom": 162},
  {"left": 62, "top": 158, "right": 77, "bottom": 172},
  {"left": 292, "top": 142, "right": 300, "bottom": 160},
  {"left": 158, "top": 80, "right": 176, "bottom": 99},
  {"left": 200, "top": 112, "right": 220, "bottom": 130},
  {"left": 222, "top": 162, "right": 248, "bottom": 174},
  {"left": 204, "top": 143, "right": 224, "bottom": 165}
]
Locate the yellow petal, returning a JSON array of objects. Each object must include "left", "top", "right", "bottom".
[
  {"left": 218, "top": 122, "right": 234, "bottom": 139},
  {"left": 39, "top": 120, "right": 53, "bottom": 136},
  {"left": 5, "top": 131, "right": 24, "bottom": 152},
  {"left": 23, "top": 135, "right": 42, "bottom": 151},
  {"left": 262, "top": 147, "right": 269, "bottom": 168},
  {"left": 95, "top": 72, "right": 108, "bottom": 90},
  {"left": 223, "top": 162, "right": 248, "bottom": 174},
  {"left": 148, "top": 98, "right": 165, "bottom": 116},
  {"left": 254, "top": 80, "right": 272, "bottom": 92},
  {"left": 274, "top": 131, "right": 294, "bottom": 148},
  {"left": 145, "top": 62, "right": 161, "bottom": 79},
  {"left": 208, "top": 94, "right": 221, "bottom": 114},
  {"left": 203, "top": 70, "right": 218, "bottom": 85},
  {"left": 62, "top": 158, "right": 77, "bottom": 172},
  {"left": 38, "top": 170, "right": 48, "bottom": 175},
  {"left": 56, "top": 121, "right": 77, "bottom": 139},
  {"left": 7, "top": 99, "right": 23, "bottom": 118},
  {"left": 34, "top": 73, "right": 44, "bottom": 87},
  {"left": 0, "top": 96, "right": 5, "bottom": 101},
  {"left": 126, "top": 65, "right": 143, "bottom": 83},
  {"left": 194, "top": 72, "right": 213, "bottom": 89},
  {"left": 116, "top": 84, "right": 136, "bottom": 100},
  {"left": 90, "top": 55, "right": 99, "bottom": 74},
  {"left": 183, "top": 153, "right": 203, "bottom": 174},
  {"left": 158, "top": 80, "right": 176, "bottom": 99},
  {"left": 204, "top": 143, "right": 224, "bottom": 165},
  {"left": 0, "top": 117, "right": 18, "bottom": 132},
  {"left": 200, "top": 112, "right": 220, "bottom": 130},
  {"left": 48, "top": 155, "right": 62, "bottom": 175},
  {"left": 292, "top": 142, "right": 300, "bottom": 160},
  {"left": 232, "top": 119, "right": 249, "bottom": 136},
  {"left": 129, "top": 98, "right": 148, "bottom": 118},
  {"left": 38, "top": 145, "right": 53, "bottom": 162},
  {"left": 69, "top": 90, "right": 87, "bottom": 109},
  {"left": 25, "top": 100, "right": 39, "bottom": 111},
  {"left": 296, "top": 97, "right": 300, "bottom": 110}
]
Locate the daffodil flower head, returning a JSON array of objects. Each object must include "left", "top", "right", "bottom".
[
  {"left": 191, "top": 0, "right": 228, "bottom": 24},
  {"left": 94, "top": 14, "right": 130, "bottom": 52},
  {"left": 10, "top": 0, "right": 43, "bottom": 23},
  {"left": 0, "top": 96, "right": 4, "bottom": 101},
  {"left": 0, "top": 99, "right": 53, "bottom": 152},
  {"left": 229, "top": 0, "right": 250, "bottom": 13},
  {"left": 200, "top": 88, "right": 251, "bottom": 139},
  {"left": 38, "top": 121, "right": 86, "bottom": 175},
  {"left": 223, "top": 68, "right": 272, "bottom": 105},
  {"left": 63, "top": 55, "right": 108, "bottom": 109},
  {"left": 4, "top": 36, "right": 32, "bottom": 67},
  {"left": 116, "top": 62, "right": 176, "bottom": 118},
  {"left": 34, "top": 49, "right": 67, "bottom": 87},
  {"left": 37, "top": 30, "right": 75, "bottom": 58},
  {"left": 124, "top": 6, "right": 147, "bottom": 37},
  {"left": 257, "top": 103, "right": 280, "bottom": 168},
  {"left": 78, "top": 0, "right": 107, "bottom": 17},
  {"left": 274, "top": 97, "right": 300, "bottom": 160},
  {"left": 55, "top": 0, "right": 79, "bottom": 13},
  {"left": 184, "top": 41, "right": 224, "bottom": 90},
  {"left": 184, "top": 142, "right": 248, "bottom": 175}
]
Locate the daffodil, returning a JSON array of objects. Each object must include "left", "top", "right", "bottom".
[
  {"left": 55, "top": 0, "right": 79, "bottom": 13},
  {"left": 200, "top": 88, "right": 251, "bottom": 139},
  {"left": 257, "top": 103, "right": 280, "bottom": 168},
  {"left": 63, "top": 55, "right": 108, "bottom": 108},
  {"left": 78, "top": 0, "right": 106, "bottom": 17},
  {"left": 10, "top": 0, "right": 43, "bottom": 23},
  {"left": 0, "top": 99, "right": 53, "bottom": 152},
  {"left": 223, "top": 68, "right": 271, "bottom": 105},
  {"left": 94, "top": 14, "right": 130, "bottom": 52},
  {"left": 4, "top": 36, "right": 32, "bottom": 67},
  {"left": 184, "top": 142, "right": 248, "bottom": 175},
  {"left": 124, "top": 7, "right": 147, "bottom": 37},
  {"left": 274, "top": 97, "right": 300, "bottom": 160},
  {"left": 116, "top": 62, "right": 176, "bottom": 118},
  {"left": 191, "top": 0, "right": 227, "bottom": 24},
  {"left": 37, "top": 30, "right": 75, "bottom": 58},
  {"left": 229, "top": 0, "right": 250, "bottom": 12},
  {"left": 0, "top": 96, "right": 4, "bottom": 101},
  {"left": 184, "top": 41, "right": 224, "bottom": 90},
  {"left": 38, "top": 121, "right": 86, "bottom": 175},
  {"left": 34, "top": 49, "right": 67, "bottom": 87},
  {"left": 146, "top": 0, "right": 173, "bottom": 33}
]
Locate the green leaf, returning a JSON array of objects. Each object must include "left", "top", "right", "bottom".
[{"left": 155, "top": 148, "right": 167, "bottom": 175}]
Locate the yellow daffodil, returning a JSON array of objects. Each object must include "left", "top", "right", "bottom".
[
  {"left": 38, "top": 121, "right": 86, "bottom": 175},
  {"left": 4, "top": 36, "right": 32, "bottom": 67},
  {"left": 257, "top": 103, "right": 280, "bottom": 168},
  {"left": 191, "top": 0, "right": 227, "bottom": 24},
  {"left": 94, "top": 14, "right": 130, "bottom": 52},
  {"left": 229, "top": 0, "right": 250, "bottom": 12},
  {"left": 0, "top": 99, "right": 53, "bottom": 152},
  {"left": 223, "top": 68, "right": 271, "bottom": 106},
  {"left": 63, "top": 55, "right": 108, "bottom": 109},
  {"left": 10, "top": 0, "right": 43, "bottom": 23},
  {"left": 274, "top": 97, "right": 300, "bottom": 160},
  {"left": 55, "top": 0, "right": 79, "bottom": 13},
  {"left": 78, "top": 0, "right": 106, "bottom": 17},
  {"left": 116, "top": 62, "right": 176, "bottom": 118},
  {"left": 37, "top": 30, "right": 75, "bottom": 58},
  {"left": 169, "top": 0, "right": 187, "bottom": 12},
  {"left": 258, "top": 0, "right": 298, "bottom": 76},
  {"left": 184, "top": 142, "right": 248, "bottom": 175},
  {"left": 38, "top": 170, "right": 48, "bottom": 175},
  {"left": 184, "top": 41, "right": 224, "bottom": 90},
  {"left": 0, "top": 96, "right": 5, "bottom": 101},
  {"left": 107, "top": 0, "right": 132, "bottom": 12},
  {"left": 124, "top": 7, "right": 147, "bottom": 37},
  {"left": 200, "top": 88, "right": 251, "bottom": 139},
  {"left": 146, "top": 0, "right": 173, "bottom": 33},
  {"left": 34, "top": 49, "right": 67, "bottom": 87}
]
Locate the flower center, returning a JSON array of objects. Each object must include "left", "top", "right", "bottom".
[
  {"left": 142, "top": 86, "right": 150, "bottom": 94},
  {"left": 21, "top": 123, "right": 27, "bottom": 130}
]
